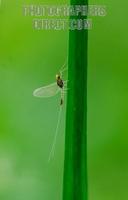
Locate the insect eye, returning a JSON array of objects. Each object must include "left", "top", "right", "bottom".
[{"left": 56, "top": 74, "right": 60, "bottom": 79}]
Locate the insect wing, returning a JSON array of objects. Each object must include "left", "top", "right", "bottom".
[{"left": 33, "top": 82, "right": 60, "bottom": 98}]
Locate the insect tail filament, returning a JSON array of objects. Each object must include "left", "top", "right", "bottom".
[{"left": 48, "top": 106, "right": 62, "bottom": 162}]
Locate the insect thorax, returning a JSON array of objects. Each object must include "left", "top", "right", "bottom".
[{"left": 57, "top": 78, "right": 63, "bottom": 88}]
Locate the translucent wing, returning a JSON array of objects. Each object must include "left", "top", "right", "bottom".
[{"left": 33, "top": 82, "right": 60, "bottom": 98}]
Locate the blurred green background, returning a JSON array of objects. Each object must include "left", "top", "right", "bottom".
[{"left": 0, "top": 0, "right": 128, "bottom": 200}]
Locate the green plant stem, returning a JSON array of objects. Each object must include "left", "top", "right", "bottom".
[{"left": 63, "top": 1, "right": 88, "bottom": 200}]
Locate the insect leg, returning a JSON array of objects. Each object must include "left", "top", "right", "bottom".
[
  {"left": 63, "top": 81, "right": 70, "bottom": 91},
  {"left": 63, "top": 80, "right": 69, "bottom": 85},
  {"left": 59, "top": 59, "right": 68, "bottom": 77}
]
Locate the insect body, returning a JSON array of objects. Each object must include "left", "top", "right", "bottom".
[
  {"left": 56, "top": 74, "right": 64, "bottom": 105},
  {"left": 56, "top": 74, "right": 64, "bottom": 88},
  {"left": 33, "top": 71, "right": 67, "bottom": 105}
]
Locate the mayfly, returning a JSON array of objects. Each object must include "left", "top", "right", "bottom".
[
  {"left": 33, "top": 63, "right": 67, "bottom": 105},
  {"left": 33, "top": 61, "right": 68, "bottom": 161}
]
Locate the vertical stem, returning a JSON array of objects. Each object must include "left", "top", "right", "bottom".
[{"left": 63, "top": 1, "right": 88, "bottom": 200}]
